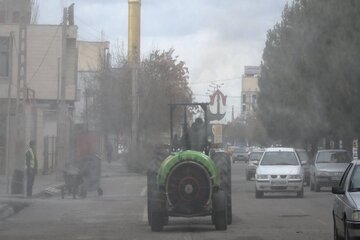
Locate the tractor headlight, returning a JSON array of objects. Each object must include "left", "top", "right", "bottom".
[{"left": 352, "top": 211, "right": 360, "bottom": 221}]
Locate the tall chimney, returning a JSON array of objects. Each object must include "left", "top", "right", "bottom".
[{"left": 128, "top": 0, "right": 141, "bottom": 65}]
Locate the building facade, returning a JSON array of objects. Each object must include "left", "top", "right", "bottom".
[
  {"left": 75, "top": 40, "right": 110, "bottom": 127},
  {"left": 241, "top": 66, "right": 260, "bottom": 117},
  {"left": 0, "top": 12, "right": 78, "bottom": 174}
]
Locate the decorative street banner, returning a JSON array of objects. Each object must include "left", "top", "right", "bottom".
[{"left": 209, "top": 89, "right": 227, "bottom": 121}]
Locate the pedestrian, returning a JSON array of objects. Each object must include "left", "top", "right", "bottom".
[
  {"left": 26, "top": 140, "right": 38, "bottom": 197},
  {"left": 106, "top": 141, "right": 113, "bottom": 163}
]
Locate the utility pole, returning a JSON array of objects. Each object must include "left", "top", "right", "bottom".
[
  {"left": 128, "top": 0, "right": 141, "bottom": 151},
  {"left": 6, "top": 32, "right": 14, "bottom": 193},
  {"left": 56, "top": 7, "right": 68, "bottom": 180},
  {"left": 11, "top": 6, "right": 28, "bottom": 194}
]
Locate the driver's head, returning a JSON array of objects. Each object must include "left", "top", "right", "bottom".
[{"left": 195, "top": 117, "right": 203, "bottom": 125}]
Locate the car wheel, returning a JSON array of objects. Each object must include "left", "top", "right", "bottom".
[
  {"left": 61, "top": 186, "right": 65, "bottom": 199},
  {"left": 310, "top": 178, "right": 315, "bottom": 191},
  {"left": 246, "top": 171, "right": 250, "bottom": 181},
  {"left": 333, "top": 215, "right": 340, "bottom": 240},
  {"left": 255, "top": 189, "right": 264, "bottom": 199},
  {"left": 297, "top": 188, "right": 304, "bottom": 198},
  {"left": 345, "top": 220, "right": 354, "bottom": 240},
  {"left": 315, "top": 180, "right": 320, "bottom": 192}
]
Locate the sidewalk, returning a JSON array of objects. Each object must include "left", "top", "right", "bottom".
[
  {"left": 0, "top": 172, "right": 62, "bottom": 221},
  {"left": 0, "top": 172, "right": 63, "bottom": 197},
  {"left": 0, "top": 157, "right": 127, "bottom": 221}
]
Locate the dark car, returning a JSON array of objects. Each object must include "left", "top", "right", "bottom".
[
  {"left": 296, "top": 149, "right": 310, "bottom": 186},
  {"left": 245, "top": 150, "right": 264, "bottom": 180},
  {"left": 232, "top": 146, "right": 248, "bottom": 163},
  {"left": 310, "top": 149, "right": 352, "bottom": 192}
]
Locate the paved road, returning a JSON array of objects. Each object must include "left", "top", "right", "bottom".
[{"left": 0, "top": 161, "right": 333, "bottom": 240}]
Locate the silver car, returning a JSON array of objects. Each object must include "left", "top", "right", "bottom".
[
  {"left": 310, "top": 150, "right": 352, "bottom": 192},
  {"left": 255, "top": 148, "right": 304, "bottom": 198},
  {"left": 332, "top": 161, "right": 360, "bottom": 240}
]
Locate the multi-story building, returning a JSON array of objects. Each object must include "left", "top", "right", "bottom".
[
  {"left": 0, "top": 1, "right": 78, "bottom": 175},
  {"left": 75, "top": 40, "right": 110, "bottom": 128},
  {"left": 241, "top": 66, "right": 260, "bottom": 117}
]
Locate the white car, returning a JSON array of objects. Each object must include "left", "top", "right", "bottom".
[
  {"left": 332, "top": 161, "right": 360, "bottom": 240},
  {"left": 255, "top": 148, "right": 304, "bottom": 198}
]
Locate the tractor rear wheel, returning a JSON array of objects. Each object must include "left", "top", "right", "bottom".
[
  {"left": 149, "top": 191, "right": 167, "bottom": 232},
  {"left": 147, "top": 154, "right": 163, "bottom": 225},
  {"left": 212, "top": 189, "right": 227, "bottom": 231},
  {"left": 213, "top": 152, "right": 232, "bottom": 225}
]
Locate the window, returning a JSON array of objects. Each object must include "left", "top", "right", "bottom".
[
  {"left": 252, "top": 94, "right": 257, "bottom": 104},
  {"left": 0, "top": 37, "right": 9, "bottom": 78},
  {"left": 349, "top": 165, "right": 360, "bottom": 191},
  {"left": 316, "top": 151, "right": 352, "bottom": 163},
  {"left": 260, "top": 152, "right": 299, "bottom": 166},
  {"left": 339, "top": 163, "right": 353, "bottom": 189}
]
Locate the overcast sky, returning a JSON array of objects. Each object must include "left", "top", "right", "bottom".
[{"left": 38, "top": 0, "right": 289, "bottom": 120}]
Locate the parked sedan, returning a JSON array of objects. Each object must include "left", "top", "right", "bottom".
[
  {"left": 333, "top": 161, "right": 360, "bottom": 240},
  {"left": 255, "top": 148, "right": 304, "bottom": 198},
  {"left": 310, "top": 149, "right": 352, "bottom": 192},
  {"left": 246, "top": 150, "right": 264, "bottom": 181}
]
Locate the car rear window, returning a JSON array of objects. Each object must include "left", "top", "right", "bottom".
[
  {"left": 316, "top": 151, "right": 351, "bottom": 164},
  {"left": 249, "top": 152, "right": 263, "bottom": 161},
  {"left": 260, "top": 152, "right": 299, "bottom": 166},
  {"left": 235, "top": 147, "right": 247, "bottom": 153}
]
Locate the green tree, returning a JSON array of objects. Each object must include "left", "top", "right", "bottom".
[
  {"left": 138, "top": 49, "right": 192, "bottom": 142},
  {"left": 258, "top": 0, "right": 360, "bottom": 150}
]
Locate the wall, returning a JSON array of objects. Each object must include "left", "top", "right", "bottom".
[{"left": 0, "top": 24, "right": 78, "bottom": 101}]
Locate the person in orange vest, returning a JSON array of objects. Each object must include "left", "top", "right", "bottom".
[{"left": 26, "top": 140, "right": 38, "bottom": 197}]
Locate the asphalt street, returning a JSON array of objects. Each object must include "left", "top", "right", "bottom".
[{"left": 0, "top": 160, "right": 333, "bottom": 240}]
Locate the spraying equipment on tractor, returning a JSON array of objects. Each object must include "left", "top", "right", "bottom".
[{"left": 147, "top": 103, "right": 232, "bottom": 231}]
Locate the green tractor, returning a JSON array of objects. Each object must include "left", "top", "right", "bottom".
[{"left": 147, "top": 103, "right": 232, "bottom": 231}]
